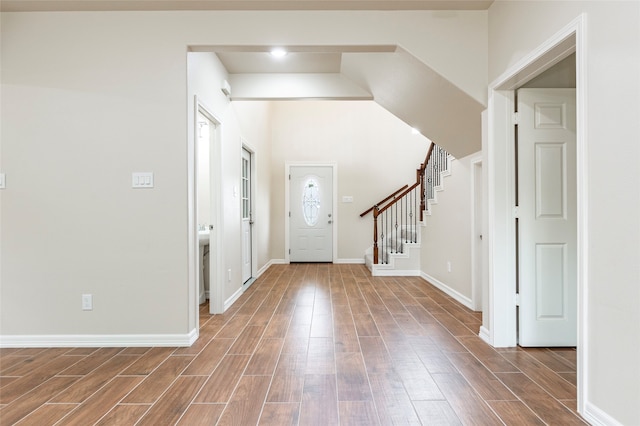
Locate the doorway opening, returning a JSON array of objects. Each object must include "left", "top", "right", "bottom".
[
  {"left": 486, "top": 14, "right": 586, "bottom": 413},
  {"left": 195, "top": 99, "right": 224, "bottom": 315}
]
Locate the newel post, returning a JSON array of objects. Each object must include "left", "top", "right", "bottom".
[{"left": 373, "top": 205, "right": 379, "bottom": 264}]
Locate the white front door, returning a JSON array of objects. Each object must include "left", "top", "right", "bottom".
[
  {"left": 517, "top": 88, "right": 577, "bottom": 346},
  {"left": 241, "top": 148, "right": 252, "bottom": 284},
  {"left": 289, "top": 166, "right": 333, "bottom": 262}
]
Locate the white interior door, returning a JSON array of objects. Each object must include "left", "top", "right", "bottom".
[
  {"left": 517, "top": 88, "right": 577, "bottom": 346},
  {"left": 241, "top": 148, "right": 252, "bottom": 284},
  {"left": 289, "top": 166, "right": 333, "bottom": 262}
]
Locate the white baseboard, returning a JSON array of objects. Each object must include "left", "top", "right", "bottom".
[
  {"left": 0, "top": 328, "right": 198, "bottom": 348},
  {"left": 373, "top": 269, "right": 421, "bottom": 277},
  {"left": 583, "top": 401, "right": 623, "bottom": 426},
  {"left": 224, "top": 286, "right": 244, "bottom": 311},
  {"left": 479, "top": 326, "right": 491, "bottom": 345},
  {"left": 420, "top": 272, "right": 473, "bottom": 310},
  {"left": 334, "top": 258, "right": 366, "bottom": 264},
  {"left": 256, "top": 259, "right": 287, "bottom": 277},
  {"left": 256, "top": 262, "right": 271, "bottom": 278}
]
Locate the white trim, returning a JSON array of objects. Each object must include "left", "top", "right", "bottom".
[
  {"left": 486, "top": 88, "right": 517, "bottom": 348},
  {"left": 420, "top": 272, "right": 473, "bottom": 310},
  {"left": 582, "top": 401, "right": 623, "bottom": 426},
  {"left": 194, "top": 99, "right": 224, "bottom": 315},
  {"left": 374, "top": 269, "right": 421, "bottom": 277},
  {"left": 478, "top": 326, "right": 491, "bottom": 345},
  {"left": 470, "top": 154, "right": 483, "bottom": 312},
  {"left": 256, "top": 261, "right": 272, "bottom": 278},
  {"left": 0, "top": 329, "right": 198, "bottom": 348},
  {"left": 574, "top": 15, "right": 589, "bottom": 418},
  {"left": 224, "top": 286, "right": 244, "bottom": 311},
  {"left": 334, "top": 258, "right": 365, "bottom": 264},
  {"left": 256, "top": 259, "right": 286, "bottom": 278},
  {"left": 188, "top": 97, "right": 199, "bottom": 337},
  {"left": 285, "top": 162, "right": 338, "bottom": 263},
  {"left": 487, "top": 12, "right": 587, "bottom": 417}
]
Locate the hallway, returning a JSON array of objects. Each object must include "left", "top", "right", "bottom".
[{"left": 0, "top": 264, "right": 585, "bottom": 425}]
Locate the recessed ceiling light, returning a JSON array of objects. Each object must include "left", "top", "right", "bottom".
[
  {"left": 270, "top": 48, "right": 287, "bottom": 58},
  {"left": 411, "top": 127, "right": 421, "bottom": 135}
]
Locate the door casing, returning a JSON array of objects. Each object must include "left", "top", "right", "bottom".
[
  {"left": 193, "top": 98, "right": 224, "bottom": 316},
  {"left": 485, "top": 14, "right": 587, "bottom": 414},
  {"left": 471, "top": 156, "right": 483, "bottom": 312}
]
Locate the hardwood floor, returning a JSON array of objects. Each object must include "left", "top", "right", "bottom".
[{"left": 0, "top": 264, "right": 586, "bottom": 425}]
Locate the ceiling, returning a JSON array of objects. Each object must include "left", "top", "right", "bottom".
[
  {"left": 1, "top": 1, "right": 489, "bottom": 157},
  {"left": 217, "top": 52, "right": 342, "bottom": 74},
  {"left": 1, "top": 0, "right": 494, "bottom": 12},
  {"left": 202, "top": 44, "right": 485, "bottom": 158},
  {"left": 193, "top": 45, "right": 398, "bottom": 75}
]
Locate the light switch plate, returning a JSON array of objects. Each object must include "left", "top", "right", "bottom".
[
  {"left": 0, "top": 173, "right": 5, "bottom": 189},
  {"left": 132, "top": 172, "right": 154, "bottom": 188},
  {"left": 82, "top": 294, "right": 93, "bottom": 311},
  {"left": 342, "top": 195, "right": 353, "bottom": 203}
]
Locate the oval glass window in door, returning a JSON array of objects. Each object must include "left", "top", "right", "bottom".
[{"left": 302, "top": 178, "right": 320, "bottom": 226}]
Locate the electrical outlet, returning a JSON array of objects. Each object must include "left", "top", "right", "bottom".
[
  {"left": 228, "top": 269, "right": 232, "bottom": 282},
  {"left": 82, "top": 294, "right": 93, "bottom": 311},
  {"left": 0, "top": 173, "right": 6, "bottom": 189},
  {"left": 447, "top": 261, "right": 452, "bottom": 273}
]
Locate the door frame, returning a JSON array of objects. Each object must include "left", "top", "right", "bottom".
[
  {"left": 485, "top": 14, "right": 587, "bottom": 413},
  {"left": 241, "top": 140, "right": 257, "bottom": 288},
  {"left": 285, "top": 162, "right": 338, "bottom": 263},
  {"left": 192, "top": 97, "right": 224, "bottom": 315},
  {"left": 470, "top": 155, "right": 483, "bottom": 312}
]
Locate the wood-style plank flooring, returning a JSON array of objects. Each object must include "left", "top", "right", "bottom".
[{"left": 0, "top": 264, "right": 586, "bottom": 425}]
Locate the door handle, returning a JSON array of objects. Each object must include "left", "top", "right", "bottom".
[
  {"left": 209, "top": 225, "right": 214, "bottom": 230},
  {"left": 328, "top": 220, "right": 333, "bottom": 224}
]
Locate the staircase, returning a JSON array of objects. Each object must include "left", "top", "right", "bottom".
[
  {"left": 362, "top": 143, "right": 451, "bottom": 276},
  {"left": 364, "top": 225, "right": 422, "bottom": 276}
]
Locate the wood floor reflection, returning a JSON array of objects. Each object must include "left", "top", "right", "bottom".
[{"left": 0, "top": 264, "right": 585, "bottom": 425}]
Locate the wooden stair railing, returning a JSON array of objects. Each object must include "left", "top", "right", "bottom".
[
  {"left": 361, "top": 142, "right": 450, "bottom": 265},
  {"left": 359, "top": 185, "right": 408, "bottom": 218}
]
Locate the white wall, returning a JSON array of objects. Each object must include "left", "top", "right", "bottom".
[
  {"left": 0, "top": 10, "right": 487, "bottom": 341},
  {"left": 1, "top": 14, "right": 192, "bottom": 337},
  {"left": 232, "top": 101, "right": 274, "bottom": 270},
  {"left": 488, "top": 2, "right": 640, "bottom": 424},
  {"left": 269, "top": 100, "right": 430, "bottom": 261},
  {"left": 420, "top": 153, "right": 477, "bottom": 306}
]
